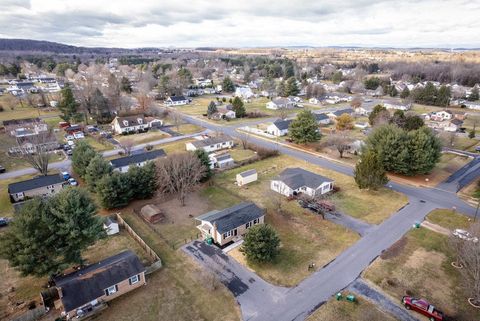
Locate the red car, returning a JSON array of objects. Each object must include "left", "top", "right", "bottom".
[{"left": 402, "top": 296, "right": 444, "bottom": 321}]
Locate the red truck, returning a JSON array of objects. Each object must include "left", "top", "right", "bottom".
[{"left": 402, "top": 296, "right": 444, "bottom": 321}]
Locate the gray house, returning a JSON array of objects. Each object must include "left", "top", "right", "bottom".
[
  {"left": 270, "top": 167, "right": 334, "bottom": 197},
  {"left": 110, "top": 149, "right": 166, "bottom": 172},
  {"left": 8, "top": 174, "right": 67, "bottom": 203}
]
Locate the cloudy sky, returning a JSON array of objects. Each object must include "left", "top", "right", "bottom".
[{"left": 1, "top": 0, "right": 479, "bottom": 48}]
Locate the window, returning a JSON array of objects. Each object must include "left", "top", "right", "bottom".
[
  {"left": 223, "top": 230, "right": 233, "bottom": 239},
  {"left": 137, "top": 118, "right": 143, "bottom": 124},
  {"left": 253, "top": 218, "right": 259, "bottom": 224},
  {"left": 246, "top": 222, "right": 252, "bottom": 228},
  {"left": 122, "top": 120, "right": 129, "bottom": 127},
  {"left": 129, "top": 274, "right": 140, "bottom": 285},
  {"left": 105, "top": 285, "right": 118, "bottom": 296}
]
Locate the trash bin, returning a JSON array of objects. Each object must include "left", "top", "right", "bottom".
[
  {"left": 413, "top": 222, "right": 420, "bottom": 229},
  {"left": 346, "top": 294, "right": 356, "bottom": 302},
  {"left": 336, "top": 293, "right": 343, "bottom": 301},
  {"left": 206, "top": 237, "right": 213, "bottom": 245}
]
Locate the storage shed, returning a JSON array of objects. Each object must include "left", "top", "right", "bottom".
[
  {"left": 236, "top": 169, "right": 258, "bottom": 186},
  {"left": 140, "top": 204, "right": 165, "bottom": 224}
]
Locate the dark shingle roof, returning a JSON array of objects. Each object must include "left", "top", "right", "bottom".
[
  {"left": 110, "top": 149, "right": 166, "bottom": 168},
  {"left": 196, "top": 202, "right": 264, "bottom": 234},
  {"left": 239, "top": 169, "right": 257, "bottom": 177},
  {"left": 168, "top": 95, "right": 187, "bottom": 102},
  {"left": 272, "top": 119, "right": 292, "bottom": 130},
  {"left": 314, "top": 113, "right": 329, "bottom": 121},
  {"left": 333, "top": 108, "right": 354, "bottom": 117},
  {"left": 3, "top": 117, "right": 42, "bottom": 126},
  {"left": 191, "top": 135, "right": 233, "bottom": 148},
  {"left": 215, "top": 153, "right": 233, "bottom": 162},
  {"left": 54, "top": 250, "right": 145, "bottom": 313},
  {"left": 8, "top": 174, "right": 65, "bottom": 194},
  {"left": 275, "top": 167, "right": 333, "bottom": 190},
  {"left": 114, "top": 115, "right": 146, "bottom": 128}
]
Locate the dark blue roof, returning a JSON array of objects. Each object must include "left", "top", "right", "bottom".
[
  {"left": 110, "top": 149, "right": 166, "bottom": 168},
  {"left": 8, "top": 174, "right": 65, "bottom": 194}
]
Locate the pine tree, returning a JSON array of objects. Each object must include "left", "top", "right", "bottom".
[
  {"left": 241, "top": 225, "right": 280, "bottom": 263},
  {"left": 127, "top": 162, "right": 158, "bottom": 199},
  {"left": 222, "top": 76, "right": 235, "bottom": 92},
  {"left": 85, "top": 154, "right": 112, "bottom": 191},
  {"left": 121, "top": 76, "right": 132, "bottom": 93},
  {"left": 58, "top": 85, "right": 81, "bottom": 122},
  {"left": 400, "top": 87, "right": 410, "bottom": 99},
  {"left": 97, "top": 172, "right": 133, "bottom": 209},
  {"left": 72, "top": 141, "right": 98, "bottom": 177},
  {"left": 207, "top": 101, "right": 218, "bottom": 117},
  {"left": 468, "top": 87, "right": 479, "bottom": 101},
  {"left": 194, "top": 149, "right": 213, "bottom": 181},
  {"left": 284, "top": 77, "right": 299, "bottom": 96},
  {"left": 288, "top": 110, "right": 321, "bottom": 144},
  {"left": 232, "top": 97, "right": 246, "bottom": 118},
  {"left": 354, "top": 149, "right": 388, "bottom": 190},
  {"left": 408, "top": 127, "right": 442, "bottom": 175},
  {"left": 90, "top": 88, "right": 110, "bottom": 122},
  {"left": 368, "top": 104, "right": 388, "bottom": 125}
]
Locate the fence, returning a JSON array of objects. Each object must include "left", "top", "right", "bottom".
[
  {"left": 115, "top": 213, "right": 162, "bottom": 264},
  {"left": 11, "top": 307, "right": 46, "bottom": 321}
]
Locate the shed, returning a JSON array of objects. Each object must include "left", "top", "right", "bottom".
[
  {"left": 103, "top": 217, "right": 119, "bottom": 235},
  {"left": 236, "top": 169, "right": 258, "bottom": 186},
  {"left": 140, "top": 204, "right": 165, "bottom": 224}
]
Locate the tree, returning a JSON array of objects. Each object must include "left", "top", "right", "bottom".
[
  {"left": 403, "top": 113, "right": 425, "bottom": 131},
  {"left": 0, "top": 189, "right": 104, "bottom": 277},
  {"left": 232, "top": 97, "right": 246, "bottom": 118},
  {"left": 72, "top": 141, "right": 98, "bottom": 177},
  {"left": 85, "top": 155, "right": 112, "bottom": 192},
  {"left": 58, "top": 85, "right": 82, "bottom": 122},
  {"left": 354, "top": 149, "right": 388, "bottom": 190},
  {"left": 335, "top": 113, "right": 354, "bottom": 131},
  {"left": 121, "top": 76, "right": 132, "bottom": 93},
  {"left": 90, "top": 88, "right": 111, "bottom": 123},
  {"left": 468, "top": 87, "right": 479, "bottom": 101},
  {"left": 364, "top": 77, "right": 381, "bottom": 90},
  {"left": 368, "top": 104, "right": 389, "bottom": 126},
  {"left": 127, "top": 162, "right": 157, "bottom": 199},
  {"left": 436, "top": 85, "right": 451, "bottom": 107},
  {"left": 106, "top": 74, "right": 121, "bottom": 112},
  {"left": 469, "top": 123, "right": 476, "bottom": 139},
  {"left": 326, "top": 132, "right": 354, "bottom": 158},
  {"left": 350, "top": 97, "right": 362, "bottom": 109},
  {"left": 277, "top": 81, "right": 286, "bottom": 97},
  {"left": 97, "top": 172, "right": 133, "bottom": 209},
  {"left": 118, "top": 139, "right": 134, "bottom": 156},
  {"left": 156, "top": 153, "right": 206, "bottom": 206},
  {"left": 241, "top": 224, "right": 280, "bottom": 263},
  {"left": 289, "top": 110, "right": 321, "bottom": 144},
  {"left": 284, "top": 77, "right": 299, "bottom": 96},
  {"left": 207, "top": 101, "right": 218, "bottom": 118},
  {"left": 400, "top": 87, "right": 410, "bottom": 99},
  {"left": 158, "top": 75, "right": 170, "bottom": 98},
  {"left": 10, "top": 130, "right": 57, "bottom": 175},
  {"left": 222, "top": 76, "right": 235, "bottom": 92},
  {"left": 177, "top": 67, "right": 193, "bottom": 89},
  {"left": 332, "top": 71, "right": 343, "bottom": 84},
  {"left": 194, "top": 149, "right": 213, "bottom": 181},
  {"left": 407, "top": 127, "right": 442, "bottom": 175}
]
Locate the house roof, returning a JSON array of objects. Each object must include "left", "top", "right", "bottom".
[
  {"left": 314, "top": 113, "right": 329, "bottom": 121},
  {"left": 110, "top": 149, "right": 166, "bottom": 168},
  {"left": 332, "top": 109, "right": 354, "bottom": 117},
  {"left": 3, "top": 117, "right": 42, "bottom": 126},
  {"left": 54, "top": 250, "right": 145, "bottom": 313},
  {"left": 215, "top": 153, "right": 233, "bottom": 162},
  {"left": 451, "top": 119, "right": 463, "bottom": 125},
  {"left": 196, "top": 202, "right": 264, "bottom": 234},
  {"left": 238, "top": 169, "right": 257, "bottom": 177},
  {"left": 113, "top": 115, "right": 146, "bottom": 128},
  {"left": 168, "top": 95, "right": 187, "bottom": 102},
  {"left": 8, "top": 174, "right": 65, "bottom": 194},
  {"left": 272, "top": 119, "right": 292, "bottom": 130},
  {"left": 190, "top": 135, "right": 233, "bottom": 148},
  {"left": 274, "top": 167, "right": 333, "bottom": 190},
  {"left": 271, "top": 98, "right": 290, "bottom": 105},
  {"left": 104, "top": 217, "right": 117, "bottom": 227}
]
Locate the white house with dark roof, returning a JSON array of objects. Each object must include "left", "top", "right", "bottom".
[
  {"left": 111, "top": 115, "right": 149, "bottom": 135},
  {"left": 209, "top": 153, "right": 234, "bottom": 169},
  {"left": 235, "top": 86, "right": 254, "bottom": 99},
  {"left": 110, "top": 149, "right": 166, "bottom": 172},
  {"left": 185, "top": 135, "right": 234, "bottom": 153},
  {"left": 383, "top": 100, "right": 412, "bottom": 111},
  {"left": 327, "top": 108, "right": 354, "bottom": 120},
  {"left": 164, "top": 95, "right": 189, "bottom": 106},
  {"left": 8, "top": 174, "right": 67, "bottom": 203},
  {"left": 267, "top": 119, "right": 292, "bottom": 137},
  {"left": 266, "top": 97, "right": 295, "bottom": 110},
  {"left": 270, "top": 167, "right": 334, "bottom": 197},
  {"left": 314, "top": 113, "right": 331, "bottom": 125},
  {"left": 196, "top": 202, "right": 265, "bottom": 246}
]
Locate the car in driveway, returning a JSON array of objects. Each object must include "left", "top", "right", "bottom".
[
  {"left": 0, "top": 217, "right": 9, "bottom": 227},
  {"left": 68, "top": 178, "right": 78, "bottom": 186},
  {"left": 66, "top": 149, "right": 73, "bottom": 156},
  {"left": 0, "top": 165, "right": 5, "bottom": 173},
  {"left": 453, "top": 229, "right": 479, "bottom": 242},
  {"left": 402, "top": 296, "right": 444, "bottom": 321}
]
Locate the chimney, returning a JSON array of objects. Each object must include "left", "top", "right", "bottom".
[{"left": 212, "top": 222, "right": 218, "bottom": 244}]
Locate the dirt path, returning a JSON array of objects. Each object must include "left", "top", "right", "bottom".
[{"left": 421, "top": 221, "right": 450, "bottom": 235}]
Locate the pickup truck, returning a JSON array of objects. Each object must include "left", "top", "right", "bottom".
[{"left": 402, "top": 296, "right": 444, "bottom": 321}]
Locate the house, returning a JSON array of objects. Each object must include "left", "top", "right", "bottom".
[
  {"left": 145, "top": 117, "right": 163, "bottom": 128},
  {"left": 383, "top": 101, "right": 412, "bottom": 111},
  {"left": 314, "top": 113, "right": 331, "bottom": 125},
  {"left": 426, "top": 110, "right": 453, "bottom": 122},
  {"left": 452, "top": 111, "right": 467, "bottom": 121},
  {"left": 3, "top": 118, "right": 48, "bottom": 138},
  {"left": 111, "top": 115, "right": 149, "bottom": 135},
  {"left": 270, "top": 167, "right": 334, "bottom": 197},
  {"left": 110, "top": 149, "right": 166, "bottom": 172},
  {"left": 354, "top": 122, "right": 369, "bottom": 129},
  {"left": 53, "top": 251, "right": 146, "bottom": 319},
  {"left": 103, "top": 217, "right": 120, "bottom": 236},
  {"left": 443, "top": 119, "right": 464, "bottom": 132},
  {"left": 320, "top": 93, "right": 353, "bottom": 104},
  {"left": 185, "top": 135, "right": 234, "bottom": 153},
  {"left": 209, "top": 153, "right": 234, "bottom": 169},
  {"left": 266, "top": 97, "right": 295, "bottom": 110},
  {"left": 212, "top": 108, "right": 236, "bottom": 120},
  {"left": 164, "top": 95, "right": 189, "bottom": 106},
  {"left": 327, "top": 108, "right": 354, "bottom": 120},
  {"left": 140, "top": 204, "right": 165, "bottom": 223},
  {"left": 267, "top": 119, "right": 292, "bottom": 137},
  {"left": 8, "top": 174, "right": 67, "bottom": 203},
  {"left": 236, "top": 169, "right": 258, "bottom": 186},
  {"left": 234, "top": 86, "right": 254, "bottom": 99},
  {"left": 308, "top": 97, "right": 320, "bottom": 104},
  {"left": 354, "top": 105, "right": 374, "bottom": 116},
  {"left": 196, "top": 202, "right": 265, "bottom": 246}
]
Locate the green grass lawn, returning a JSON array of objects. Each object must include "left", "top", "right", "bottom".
[
  {"left": 229, "top": 148, "right": 257, "bottom": 162},
  {"left": 116, "top": 130, "right": 170, "bottom": 145},
  {"left": 175, "top": 123, "right": 204, "bottom": 135},
  {"left": 363, "top": 227, "right": 478, "bottom": 320},
  {"left": 426, "top": 209, "right": 472, "bottom": 230}
]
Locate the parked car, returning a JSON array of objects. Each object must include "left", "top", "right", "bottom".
[
  {"left": 73, "top": 131, "right": 85, "bottom": 139},
  {"left": 0, "top": 217, "right": 9, "bottom": 227},
  {"left": 66, "top": 149, "right": 73, "bottom": 156},
  {"left": 0, "top": 165, "right": 5, "bottom": 173},
  {"left": 402, "top": 296, "right": 444, "bottom": 321},
  {"left": 68, "top": 178, "right": 78, "bottom": 186},
  {"left": 453, "top": 229, "right": 479, "bottom": 242},
  {"left": 65, "top": 134, "right": 75, "bottom": 141},
  {"left": 475, "top": 146, "right": 480, "bottom": 152},
  {"left": 62, "top": 172, "right": 71, "bottom": 180}
]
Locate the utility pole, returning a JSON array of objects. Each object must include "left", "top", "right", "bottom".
[{"left": 475, "top": 199, "right": 479, "bottom": 223}]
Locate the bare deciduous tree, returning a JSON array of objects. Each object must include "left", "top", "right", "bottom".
[
  {"left": 118, "top": 139, "right": 134, "bottom": 156},
  {"left": 239, "top": 132, "right": 250, "bottom": 150},
  {"left": 156, "top": 153, "right": 206, "bottom": 206},
  {"left": 325, "top": 132, "right": 354, "bottom": 158}
]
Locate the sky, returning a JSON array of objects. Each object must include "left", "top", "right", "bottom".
[{"left": 0, "top": 0, "right": 479, "bottom": 48}]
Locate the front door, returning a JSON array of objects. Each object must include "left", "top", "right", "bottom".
[{"left": 233, "top": 229, "right": 238, "bottom": 236}]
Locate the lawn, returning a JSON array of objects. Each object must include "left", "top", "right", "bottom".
[
  {"left": 363, "top": 227, "right": 478, "bottom": 321},
  {"left": 175, "top": 123, "right": 204, "bottom": 135},
  {"left": 152, "top": 138, "right": 195, "bottom": 154},
  {"left": 83, "top": 136, "right": 115, "bottom": 152},
  {"left": 116, "top": 130, "right": 170, "bottom": 145},
  {"left": 426, "top": 209, "right": 472, "bottom": 230},
  {"left": 0, "top": 105, "right": 59, "bottom": 122},
  {"left": 307, "top": 297, "right": 396, "bottom": 321},
  {"left": 229, "top": 147, "right": 257, "bottom": 162}
]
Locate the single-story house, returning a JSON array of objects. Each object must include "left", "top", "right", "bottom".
[
  {"left": 314, "top": 113, "right": 331, "bottom": 125},
  {"left": 212, "top": 108, "right": 236, "bottom": 120},
  {"left": 164, "top": 95, "right": 189, "bottom": 106},
  {"left": 267, "top": 119, "right": 292, "bottom": 137},
  {"left": 327, "top": 108, "right": 354, "bottom": 120},
  {"left": 354, "top": 122, "right": 369, "bottom": 129},
  {"left": 111, "top": 115, "right": 149, "bottom": 135},
  {"left": 104, "top": 217, "right": 120, "bottom": 236},
  {"left": 266, "top": 97, "right": 295, "bottom": 110},
  {"left": 196, "top": 202, "right": 265, "bottom": 246},
  {"left": 383, "top": 101, "right": 412, "bottom": 111},
  {"left": 209, "top": 153, "right": 234, "bottom": 169},
  {"left": 185, "top": 135, "right": 234, "bottom": 153},
  {"left": 236, "top": 169, "right": 258, "bottom": 186},
  {"left": 53, "top": 251, "right": 146, "bottom": 319},
  {"left": 354, "top": 105, "right": 374, "bottom": 116},
  {"left": 443, "top": 119, "right": 464, "bottom": 132},
  {"left": 235, "top": 87, "right": 254, "bottom": 99},
  {"left": 270, "top": 167, "right": 334, "bottom": 197},
  {"left": 3, "top": 117, "right": 48, "bottom": 138},
  {"left": 308, "top": 97, "right": 321, "bottom": 104},
  {"left": 110, "top": 149, "right": 166, "bottom": 172},
  {"left": 140, "top": 204, "right": 165, "bottom": 224},
  {"left": 321, "top": 94, "right": 353, "bottom": 104},
  {"left": 8, "top": 174, "right": 67, "bottom": 203}
]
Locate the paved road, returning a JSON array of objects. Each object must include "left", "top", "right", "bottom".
[
  {"left": 437, "top": 157, "right": 480, "bottom": 192},
  {"left": 324, "top": 212, "right": 375, "bottom": 237}
]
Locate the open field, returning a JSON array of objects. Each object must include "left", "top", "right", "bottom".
[
  {"left": 307, "top": 297, "right": 396, "bottom": 321},
  {"left": 363, "top": 225, "right": 478, "bottom": 321}
]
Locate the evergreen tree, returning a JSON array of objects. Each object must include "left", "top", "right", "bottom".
[
  {"left": 403, "top": 113, "right": 425, "bottom": 131},
  {"left": 277, "top": 81, "right": 286, "bottom": 97},
  {"left": 232, "top": 97, "right": 246, "bottom": 118},
  {"left": 468, "top": 87, "right": 479, "bottom": 101},
  {"left": 364, "top": 77, "right": 381, "bottom": 90},
  {"left": 85, "top": 154, "right": 112, "bottom": 192},
  {"left": 436, "top": 85, "right": 451, "bottom": 107},
  {"left": 332, "top": 71, "right": 343, "bottom": 84},
  {"left": 368, "top": 104, "right": 388, "bottom": 125},
  {"left": 120, "top": 76, "right": 132, "bottom": 93},
  {"left": 97, "top": 172, "right": 133, "bottom": 209},
  {"left": 289, "top": 110, "right": 321, "bottom": 144},
  {"left": 72, "top": 141, "right": 98, "bottom": 177},
  {"left": 284, "top": 77, "right": 299, "bottom": 96},
  {"left": 58, "top": 85, "right": 81, "bottom": 122},
  {"left": 207, "top": 101, "right": 218, "bottom": 117},
  {"left": 389, "top": 86, "right": 398, "bottom": 97},
  {"left": 400, "top": 87, "right": 410, "bottom": 99},
  {"left": 407, "top": 127, "right": 442, "bottom": 175},
  {"left": 90, "top": 88, "right": 110, "bottom": 122},
  {"left": 222, "top": 76, "right": 235, "bottom": 92},
  {"left": 469, "top": 123, "right": 476, "bottom": 139},
  {"left": 241, "top": 224, "right": 280, "bottom": 263},
  {"left": 127, "top": 162, "right": 157, "bottom": 199},
  {"left": 354, "top": 149, "right": 388, "bottom": 190},
  {"left": 194, "top": 149, "right": 213, "bottom": 181}
]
